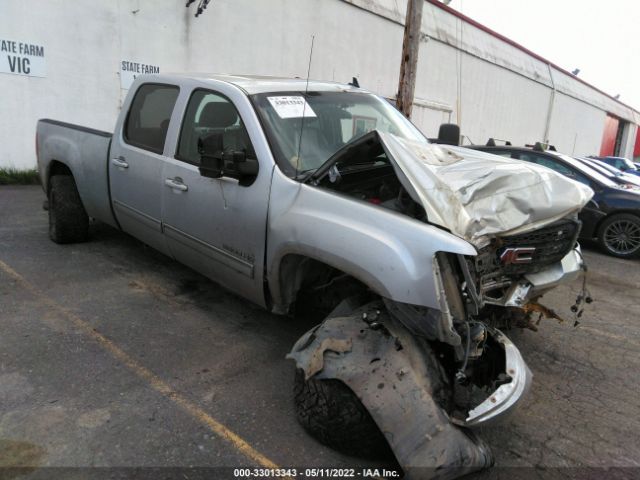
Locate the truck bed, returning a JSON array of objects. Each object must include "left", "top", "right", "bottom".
[{"left": 36, "top": 119, "right": 118, "bottom": 228}]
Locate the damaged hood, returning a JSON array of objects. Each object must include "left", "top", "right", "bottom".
[{"left": 378, "top": 132, "right": 594, "bottom": 247}]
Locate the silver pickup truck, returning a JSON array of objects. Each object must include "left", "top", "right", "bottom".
[{"left": 36, "top": 74, "right": 593, "bottom": 478}]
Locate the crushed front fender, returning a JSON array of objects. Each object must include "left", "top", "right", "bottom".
[{"left": 287, "top": 304, "right": 493, "bottom": 480}]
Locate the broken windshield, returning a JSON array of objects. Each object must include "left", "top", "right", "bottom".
[{"left": 250, "top": 91, "right": 426, "bottom": 178}]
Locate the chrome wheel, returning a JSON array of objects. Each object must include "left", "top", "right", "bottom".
[{"left": 603, "top": 218, "right": 640, "bottom": 256}]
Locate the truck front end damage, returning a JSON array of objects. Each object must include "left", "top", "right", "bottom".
[
  {"left": 287, "top": 131, "right": 592, "bottom": 478},
  {"left": 289, "top": 242, "right": 584, "bottom": 478}
]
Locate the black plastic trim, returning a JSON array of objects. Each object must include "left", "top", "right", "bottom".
[{"left": 39, "top": 119, "right": 112, "bottom": 138}]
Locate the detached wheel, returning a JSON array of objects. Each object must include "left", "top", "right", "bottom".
[
  {"left": 293, "top": 369, "right": 393, "bottom": 459},
  {"left": 48, "top": 175, "right": 89, "bottom": 244},
  {"left": 597, "top": 213, "right": 640, "bottom": 259}
]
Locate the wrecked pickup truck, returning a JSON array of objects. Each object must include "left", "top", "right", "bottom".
[{"left": 36, "top": 74, "right": 593, "bottom": 478}]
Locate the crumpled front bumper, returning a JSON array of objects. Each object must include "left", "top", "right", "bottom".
[
  {"left": 497, "top": 245, "right": 585, "bottom": 308},
  {"left": 527, "top": 244, "right": 584, "bottom": 295},
  {"left": 460, "top": 247, "right": 584, "bottom": 426},
  {"left": 459, "top": 327, "right": 532, "bottom": 427}
]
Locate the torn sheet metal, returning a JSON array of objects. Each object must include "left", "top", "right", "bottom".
[
  {"left": 378, "top": 132, "right": 594, "bottom": 248},
  {"left": 288, "top": 307, "right": 493, "bottom": 480},
  {"left": 462, "top": 327, "right": 532, "bottom": 426}
]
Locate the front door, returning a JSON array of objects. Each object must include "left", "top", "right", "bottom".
[
  {"left": 161, "top": 87, "right": 270, "bottom": 307},
  {"left": 109, "top": 82, "right": 179, "bottom": 255}
]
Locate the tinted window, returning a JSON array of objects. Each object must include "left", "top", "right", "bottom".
[
  {"left": 516, "top": 152, "right": 575, "bottom": 176},
  {"left": 125, "top": 84, "right": 179, "bottom": 154},
  {"left": 176, "top": 89, "right": 255, "bottom": 165},
  {"left": 516, "top": 152, "right": 593, "bottom": 185}
]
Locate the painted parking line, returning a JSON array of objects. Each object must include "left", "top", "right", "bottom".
[{"left": 0, "top": 258, "right": 280, "bottom": 469}]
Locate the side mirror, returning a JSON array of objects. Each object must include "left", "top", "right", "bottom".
[
  {"left": 198, "top": 133, "right": 224, "bottom": 179},
  {"left": 436, "top": 123, "right": 460, "bottom": 146},
  {"left": 198, "top": 133, "right": 259, "bottom": 185}
]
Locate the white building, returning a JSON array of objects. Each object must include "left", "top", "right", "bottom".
[{"left": 1, "top": 0, "right": 638, "bottom": 169}]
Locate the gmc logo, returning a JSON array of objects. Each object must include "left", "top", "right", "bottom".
[{"left": 500, "top": 247, "right": 536, "bottom": 264}]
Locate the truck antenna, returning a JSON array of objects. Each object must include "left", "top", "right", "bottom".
[{"left": 296, "top": 34, "right": 315, "bottom": 177}]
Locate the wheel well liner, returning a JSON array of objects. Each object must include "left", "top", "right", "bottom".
[{"left": 276, "top": 254, "right": 369, "bottom": 314}]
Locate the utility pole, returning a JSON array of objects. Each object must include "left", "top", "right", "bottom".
[{"left": 396, "top": 0, "right": 424, "bottom": 119}]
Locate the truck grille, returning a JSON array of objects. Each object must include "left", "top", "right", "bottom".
[{"left": 496, "top": 219, "right": 581, "bottom": 275}]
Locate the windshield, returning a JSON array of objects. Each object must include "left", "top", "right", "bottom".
[
  {"left": 616, "top": 157, "right": 638, "bottom": 171},
  {"left": 251, "top": 91, "right": 426, "bottom": 177}
]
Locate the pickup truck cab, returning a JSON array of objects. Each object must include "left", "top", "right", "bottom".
[{"left": 37, "top": 74, "right": 592, "bottom": 478}]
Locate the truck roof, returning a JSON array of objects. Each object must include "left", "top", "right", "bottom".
[{"left": 146, "top": 73, "right": 364, "bottom": 95}]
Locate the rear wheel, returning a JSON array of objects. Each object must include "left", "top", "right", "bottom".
[
  {"left": 597, "top": 213, "right": 640, "bottom": 259},
  {"left": 48, "top": 175, "right": 89, "bottom": 244}
]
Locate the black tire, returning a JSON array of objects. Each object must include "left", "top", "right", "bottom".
[
  {"left": 293, "top": 369, "right": 393, "bottom": 459},
  {"left": 48, "top": 175, "right": 89, "bottom": 244},
  {"left": 597, "top": 213, "right": 640, "bottom": 259}
]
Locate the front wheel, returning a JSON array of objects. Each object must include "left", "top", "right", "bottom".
[
  {"left": 293, "top": 369, "right": 393, "bottom": 459},
  {"left": 597, "top": 213, "right": 640, "bottom": 259},
  {"left": 48, "top": 175, "right": 89, "bottom": 244}
]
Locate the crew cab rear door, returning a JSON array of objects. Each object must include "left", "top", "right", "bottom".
[
  {"left": 160, "top": 84, "right": 272, "bottom": 307},
  {"left": 109, "top": 82, "right": 180, "bottom": 255}
]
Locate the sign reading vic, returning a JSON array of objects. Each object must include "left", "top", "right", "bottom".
[{"left": 0, "top": 38, "right": 46, "bottom": 77}]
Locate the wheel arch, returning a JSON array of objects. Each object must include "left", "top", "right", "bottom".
[
  {"left": 595, "top": 209, "right": 640, "bottom": 237},
  {"left": 272, "top": 253, "right": 376, "bottom": 315},
  {"left": 46, "top": 160, "right": 74, "bottom": 193}
]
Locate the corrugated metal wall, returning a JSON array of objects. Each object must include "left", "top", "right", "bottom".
[{"left": 0, "top": 0, "right": 638, "bottom": 169}]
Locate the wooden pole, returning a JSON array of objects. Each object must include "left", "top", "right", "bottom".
[{"left": 396, "top": 0, "right": 424, "bottom": 119}]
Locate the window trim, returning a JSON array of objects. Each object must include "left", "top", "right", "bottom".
[
  {"left": 174, "top": 87, "right": 247, "bottom": 166},
  {"left": 123, "top": 82, "right": 180, "bottom": 155}
]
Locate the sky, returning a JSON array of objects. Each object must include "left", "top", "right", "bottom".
[{"left": 446, "top": 0, "right": 640, "bottom": 110}]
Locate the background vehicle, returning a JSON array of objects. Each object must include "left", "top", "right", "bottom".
[
  {"left": 592, "top": 155, "right": 640, "bottom": 177},
  {"left": 36, "top": 74, "right": 589, "bottom": 477},
  {"left": 472, "top": 144, "right": 640, "bottom": 258},
  {"left": 574, "top": 157, "right": 640, "bottom": 189}
]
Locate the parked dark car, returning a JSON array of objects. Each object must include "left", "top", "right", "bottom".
[
  {"left": 592, "top": 156, "right": 640, "bottom": 177},
  {"left": 574, "top": 157, "right": 640, "bottom": 189},
  {"left": 469, "top": 144, "right": 640, "bottom": 258}
]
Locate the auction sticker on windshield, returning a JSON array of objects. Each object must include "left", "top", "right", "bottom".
[{"left": 267, "top": 96, "right": 317, "bottom": 118}]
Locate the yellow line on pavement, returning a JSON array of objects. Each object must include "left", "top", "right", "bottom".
[{"left": 0, "top": 258, "right": 279, "bottom": 469}]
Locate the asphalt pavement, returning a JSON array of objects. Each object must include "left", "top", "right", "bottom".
[{"left": 1, "top": 186, "right": 639, "bottom": 480}]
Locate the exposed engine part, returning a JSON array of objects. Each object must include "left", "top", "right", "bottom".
[
  {"left": 467, "top": 322, "right": 488, "bottom": 359},
  {"left": 457, "top": 255, "right": 482, "bottom": 315}
]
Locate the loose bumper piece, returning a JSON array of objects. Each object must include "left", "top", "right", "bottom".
[
  {"left": 526, "top": 245, "right": 584, "bottom": 295},
  {"left": 461, "top": 327, "right": 532, "bottom": 427}
]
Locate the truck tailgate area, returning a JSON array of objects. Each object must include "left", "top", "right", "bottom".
[{"left": 37, "top": 119, "right": 117, "bottom": 228}]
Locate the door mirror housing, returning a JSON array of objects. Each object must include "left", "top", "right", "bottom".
[
  {"left": 198, "top": 133, "right": 224, "bottom": 178},
  {"left": 198, "top": 133, "right": 259, "bottom": 185}
]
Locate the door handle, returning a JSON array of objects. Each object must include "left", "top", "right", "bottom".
[
  {"left": 111, "top": 157, "right": 129, "bottom": 169},
  {"left": 164, "top": 178, "right": 188, "bottom": 192}
]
